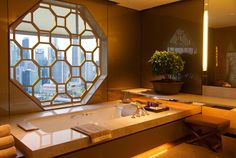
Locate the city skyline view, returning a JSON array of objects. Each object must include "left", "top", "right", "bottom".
[
  {"left": 10, "top": 33, "right": 100, "bottom": 105},
  {"left": 9, "top": 1, "right": 106, "bottom": 108}
]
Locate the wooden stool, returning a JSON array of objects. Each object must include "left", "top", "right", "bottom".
[{"left": 185, "top": 114, "right": 230, "bottom": 151}]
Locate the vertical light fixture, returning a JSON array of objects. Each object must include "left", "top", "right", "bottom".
[
  {"left": 202, "top": 0, "right": 208, "bottom": 71},
  {"left": 216, "top": 46, "right": 219, "bottom": 67}
]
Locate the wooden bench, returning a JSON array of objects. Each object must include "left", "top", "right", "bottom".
[{"left": 185, "top": 114, "right": 230, "bottom": 151}]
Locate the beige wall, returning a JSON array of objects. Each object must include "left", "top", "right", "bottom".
[
  {"left": 107, "top": 4, "right": 141, "bottom": 100},
  {"left": 1, "top": 0, "right": 141, "bottom": 114}
]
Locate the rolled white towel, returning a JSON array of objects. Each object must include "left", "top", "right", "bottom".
[
  {"left": 0, "top": 146, "right": 16, "bottom": 158},
  {"left": 0, "top": 125, "right": 11, "bottom": 138},
  {"left": 0, "top": 135, "right": 14, "bottom": 150}
]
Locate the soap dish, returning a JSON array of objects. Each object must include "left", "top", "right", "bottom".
[{"left": 144, "top": 106, "right": 169, "bottom": 113}]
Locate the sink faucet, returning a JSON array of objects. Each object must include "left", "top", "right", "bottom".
[{"left": 131, "top": 101, "right": 149, "bottom": 118}]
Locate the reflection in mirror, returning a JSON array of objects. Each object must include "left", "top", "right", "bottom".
[
  {"left": 167, "top": 28, "right": 196, "bottom": 55},
  {"left": 207, "top": 0, "right": 236, "bottom": 88},
  {"left": 166, "top": 27, "right": 198, "bottom": 86}
]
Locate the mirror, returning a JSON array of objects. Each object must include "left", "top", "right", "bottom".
[{"left": 206, "top": 0, "right": 236, "bottom": 88}]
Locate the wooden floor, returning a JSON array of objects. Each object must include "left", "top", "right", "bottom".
[
  {"left": 133, "top": 141, "right": 232, "bottom": 158},
  {"left": 160, "top": 143, "right": 232, "bottom": 158}
]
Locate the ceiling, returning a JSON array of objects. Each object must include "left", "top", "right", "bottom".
[
  {"left": 109, "top": 0, "right": 236, "bottom": 28},
  {"left": 109, "top": 0, "right": 180, "bottom": 11},
  {"left": 209, "top": 0, "right": 236, "bottom": 28}
]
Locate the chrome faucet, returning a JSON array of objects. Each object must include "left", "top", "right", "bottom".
[{"left": 131, "top": 101, "right": 149, "bottom": 118}]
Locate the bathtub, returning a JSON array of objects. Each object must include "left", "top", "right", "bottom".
[
  {"left": 12, "top": 101, "right": 201, "bottom": 158},
  {"left": 29, "top": 104, "right": 138, "bottom": 133}
]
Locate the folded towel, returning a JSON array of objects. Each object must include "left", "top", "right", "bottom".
[
  {"left": 0, "top": 136, "right": 14, "bottom": 150},
  {"left": 0, "top": 146, "right": 16, "bottom": 158},
  {"left": 0, "top": 125, "right": 11, "bottom": 138},
  {"left": 72, "top": 123, "right": 112, "bottom": 143},
  {"left": 17, "top": 122, "right": 39, "bottom": 131}
]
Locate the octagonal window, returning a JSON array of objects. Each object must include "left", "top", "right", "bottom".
[
  {"left": 10, "top": 0, "right": 107, "bottom": 109},
  {"left": 15, "top": 60, "right": 39, "bottom": 86},
  {"left": 67, "top": 78, "right": 86, "bottom": 98},
  {"left": 15, "top": 22, "right": 38, "bottom": 49},
  {"left": 33, "top": 44, "right": 56, "bottom": 66},
  {"left": 33, "top": 7, "right": 56, "bottom": 31},
  {"left": 53, "top": 94, "right": 71, "bottom": 105},
  {"left": 51, "top": 27, "right": 70, "bottom": 50},
  {"left": 14, "top": 22, "right": 39, "bottom": 49},
  {"left": 51, "top": 5, "right": 70, "bottom": 17},
  {"left": 10, "top": 41, "right": 21, "bottom": 66},
  {"left": 93, "top": 47, "right": 100, "bottom": 66},
  {"left": 66, "top": 13, "right": 85, "bottom": 35},
  {"left": 66, "top": 46, "right": 85, "bottom": 66},
  {"left": 81, "top": 31, "right": 97, "bottom": 51},
  {"left": 34, "top": 79, "right": 56, "bottom": 101},
  {"left": 23, "top": 13, "right": 31, "bottom": 22},
  {"left": 52, "top": 61, "right": 70, "bottom": 84},
  {"left": 81, "top": 61, "right": 97, "bottom": 82}
]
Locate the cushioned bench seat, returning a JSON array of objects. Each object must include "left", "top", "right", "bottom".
[{"left": 185, "top": 114, "right": 230, "bottom": 130}]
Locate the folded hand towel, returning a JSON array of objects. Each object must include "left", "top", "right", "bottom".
[
  {"left": 0, "top": 146, "right": 16, "bottom": 158},
  {"left": 17, "top": 122, "right": 39, "bottom": 131},
  {"left": 0, "top": 125, "right": 11, "bottom": 138},
  {"left": 0, "top": 135, "right": 14, "bottom": 150},
  {"left": 72, "top": 123, "right": 112, "bottom": 143}
]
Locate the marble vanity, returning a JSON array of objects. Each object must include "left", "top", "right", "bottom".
[{"left": 8, "top": 100, "right": 201, "bottom": 158}]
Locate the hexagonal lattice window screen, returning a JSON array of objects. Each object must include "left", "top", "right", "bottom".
[{"left": 9, "top": 0, "right": 107, "bottom": 109}]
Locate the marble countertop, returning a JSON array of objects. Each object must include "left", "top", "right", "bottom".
[
  {"left": 122, "top": 88, "right": 236, "bottom": 107},
  {"left": 9, "top": 100, "right": 201, "bottom": 158}
]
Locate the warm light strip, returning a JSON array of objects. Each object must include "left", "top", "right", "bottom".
[
  {"left": 216, "top": 46, "right": 218, "bottom": 67},
  {"left": 202, "top": 9, "right": 208, "bottom": 71},
  {"left": 148, "top": 149, "right": 168, "bottom": 158}
]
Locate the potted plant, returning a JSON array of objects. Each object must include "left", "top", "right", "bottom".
[{"left": 148, "top": 50, "right": 185, "bottom": 94}]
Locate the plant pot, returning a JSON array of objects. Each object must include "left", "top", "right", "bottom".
[{"left": 151, "top": 80, "right": 183, "bottom": 95}]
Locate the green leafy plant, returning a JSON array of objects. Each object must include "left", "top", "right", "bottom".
[{"left": 148, "top": 50, "right": 185, "bottom": 80}]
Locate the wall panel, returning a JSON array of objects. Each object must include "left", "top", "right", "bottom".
[
  {"left": 8, "top": 0, "right": 42, "bottom": 114},
  {"left": 107, "top": 5, "right": 141, "bottom": 100},
  {"left": 141, "top": 0, "right": 203, "bottom": 94},
  {"left": 0, "top": 0, "right": 9, "bottom": 123}
]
